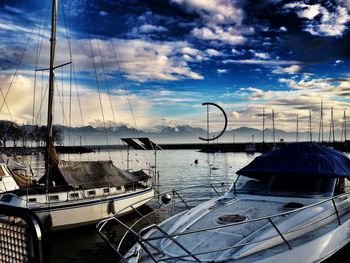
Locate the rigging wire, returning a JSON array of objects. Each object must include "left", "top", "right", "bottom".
[
  {"left": 55, "top": 76, "right": 69, "bottom": 127},
  {"left": 88, "top": 37, "right": 111, "bottom": 160},
  {"left": 32, "top": 3, "right": 50, "bottom": 131},
  {"left": 109, "top": 40, "right": 150, "bottom": 167},
  {"left": 60, "top": 0, "right": 90, "bottom": 154},
  {"left": 96, "top": 39, "right": 125, "bottom": 168},
  {"left": 0, "top": 10, "right": 43, "bottom": 117},
  {"left": 34, "top": 82, "right": 49, "bottom": 126}
]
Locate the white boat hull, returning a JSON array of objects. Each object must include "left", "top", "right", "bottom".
[
  {"left": 124, "top": 194, "right": 350, "bottom": 263},
  {"left": 2, "top": 187, "right": 154, "bottom": 231}
]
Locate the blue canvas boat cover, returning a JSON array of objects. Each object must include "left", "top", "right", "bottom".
[{"left": 237, "top": 143, "right": 350, "bottom": 177}]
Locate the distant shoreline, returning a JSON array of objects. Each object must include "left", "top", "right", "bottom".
[{"left": 2, "top": 141, "right": 350, "bottom": 155}]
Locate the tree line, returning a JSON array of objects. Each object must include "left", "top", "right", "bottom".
[{"left": 0, "top": 120, "right": 63, "bottom": 148}]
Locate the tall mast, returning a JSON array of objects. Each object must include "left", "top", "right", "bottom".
[
  {"left": 262, "top": 108, "right": 265, "bottom": 143},
  {"left": 296, "top": 115, "right": 299, "bottom": 142},
  {"left": 318, "top": 100, "right": 324, "bottom": 142},
  {"left": 330, "top": 107, "right": 335, "bottom": 142},
  {"left": 272, "top": 109, "right": 275, "bottom": 145},
  {"left": 309, "top": 110, "right": 312, "bottom": 142},
  {"left": 206, "top": 104, "right": 209, "bottom": 143},
  {"left": 343, "top": 110, "right": 347, "bottom": 142},
  {"left": 45, "top": 0, "right": 58, "bottom": 186}
]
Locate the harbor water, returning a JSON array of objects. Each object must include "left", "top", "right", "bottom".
[{"left": 19, "top": 149, "right": 350, "bottom": 263}]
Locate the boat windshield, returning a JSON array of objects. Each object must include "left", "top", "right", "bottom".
[{"left": 233, "top": 175, "right": 337, "bottom": 197}]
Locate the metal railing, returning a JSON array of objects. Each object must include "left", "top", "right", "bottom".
[
  {"left": 97, "top": 185, "right": 350, "bottom": 262},
  {"left": 97, "top": 183, "right": 229, "bottom": 261},
  {"left": 0, "top": 203, "right": 46, "bottom": 263}
]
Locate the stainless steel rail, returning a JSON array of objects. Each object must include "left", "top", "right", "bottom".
[{"left": 97, "top": 184, "right": 348, "bottom": 262}]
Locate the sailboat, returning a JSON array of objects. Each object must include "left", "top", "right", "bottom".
[{"left": 0, "top": 0, "right": 154, "bottom": 231}]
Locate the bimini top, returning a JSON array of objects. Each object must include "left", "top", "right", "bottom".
[{"left": 237, "top": 142, "right": 350, "bottom": 178}]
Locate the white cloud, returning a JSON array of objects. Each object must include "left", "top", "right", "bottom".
[
  {"left": 171, "top": 0, "right": 244, "bottom": 25},
  {"left": 251, "top": 51, "right": 270, "bottom": 60},
  {"left": 206, "top": 48, "right": 221, "bottom": 56},
  {"left": 191, "top": 26, "right": 247, "bottom": 45},
  {"left": 231, "top": 48, "right": 244, "bottom": 56},
  {"left": 181, "top": 46, "right": 201, "bottom": 56},
  {"left": 279, "top": 26, "right": 288, "bottom": 32},
  {"left": 0, "top": 73, "right": 157, "bottom": 128},
  {"left": 223, "top": 59, "right": 300, "bottom": 66},
  {"left": 10, "top": 38, "right": 204, "bottom": 83},
  {"left": 217, "top": 69, "right": 227, "bottom": 74},
  {"left": 272, "top": 65, "right": 301, "bottom": 74},
  {"left": 284, "top": 2, "right": 350, "bottom": 36},
  {"left": 99, "top": 11, "right": 108, "bottom": 17},
  {"left": 139, "top": 24, "right": 168, "bottom": 33},
  {"left": 172, "top": 0, "right": 254, "bottom": 46}
]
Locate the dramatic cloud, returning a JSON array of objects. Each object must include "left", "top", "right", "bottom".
[
  {"left": 284, "top": 2, "right": 350, "bottom": 36},
  {"left": 190, "top": 26, "right": 248, "bottom": 45},
  {"left": 272, "top": 65, "right": 301, "bottom": 74},
  {"left": 206, "top": 48, "right": 221, "bottom": 56},
  {"left": 139, "top": 24, "right": 168, "bottom": 34},
  {"left": 1, "top": 0, "right": 349, "bottom": 132},
  {"left": 250, "top": 50, "right": 271, "bottom": 60},
  {"left": 171, "top": 0, "right": 244, "bottom": 25},
  {"left": 0, "top": 74, "right": 156, "bottom": 128},
  {"left": 223, "top": 59, "right": 301, "bottom": 66}
]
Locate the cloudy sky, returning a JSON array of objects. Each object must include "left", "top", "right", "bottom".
[{"left": 0, "top": 0, "right": 350, "bottom": 133}]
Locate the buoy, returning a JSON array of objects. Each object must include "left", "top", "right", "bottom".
[
  {"left": 161, "top": 194, "right": 172, "bottom": 204},
  {"left": 194, "top": 159, "right": 198, "bottom": 164}
]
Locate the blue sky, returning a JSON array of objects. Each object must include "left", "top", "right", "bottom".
[{"left": 0, "top": 0, "right": 350, "bottom": 133}]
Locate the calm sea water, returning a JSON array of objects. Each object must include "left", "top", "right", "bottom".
[{"left": 19, "top": 149, "right": 350, "bottom": 263}]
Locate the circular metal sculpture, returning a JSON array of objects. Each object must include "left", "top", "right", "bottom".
[{"left": 199, "top": 102, "right": 228, "bottom": 141}]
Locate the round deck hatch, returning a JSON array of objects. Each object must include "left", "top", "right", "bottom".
[{"left": 217, "top": 214, "right": 247, "bottom": 224}]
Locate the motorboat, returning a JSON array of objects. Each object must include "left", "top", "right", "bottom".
[
  {"left": 0, "top": 0, "right": 154, "bottom": 231},
  {"left": 98, "top": 142, "right": 350, "bottom": 262}
]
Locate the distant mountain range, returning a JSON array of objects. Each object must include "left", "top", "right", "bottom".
[{"left": 52, "top": 124, "right": 339, "bottom": 145}]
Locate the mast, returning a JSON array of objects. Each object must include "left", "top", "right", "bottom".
[
  {"left": 318, "top": 100, "right": 324, "bottom": 143},
  {"left": 296, "top": 115, "right": 299, "bottom": 142},
  {"left": 206, "top": 104, "right": 209, "bottom": 143},
  {"left": 272, "top": 109, "right": 275, "bottom": 145},
  {"left": 45, "top": 0, "right": 58, "bottom": 186},
  {"left": 309, "top": 110, "right": 312, "bottom": 142},
  {"left": 262, "top": 108, "right": 265, "bottom": 143},
  {"left": 329, "top": 107, "right": 335, "bottom": 142},
  {"left": 345, "top": 111, "right": 347, "bottom": 142}
]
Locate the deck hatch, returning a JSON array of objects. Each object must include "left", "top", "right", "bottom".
[{"left": 217, "top": 214, "right": 247, "bottom": 224}]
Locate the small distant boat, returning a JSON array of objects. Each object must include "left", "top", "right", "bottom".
[
  {"left": 104, "top": 143, "right": 350, "bottom": 262},
  {"left": 244, "top": 143, "right": 256, "bottom": 153}
]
